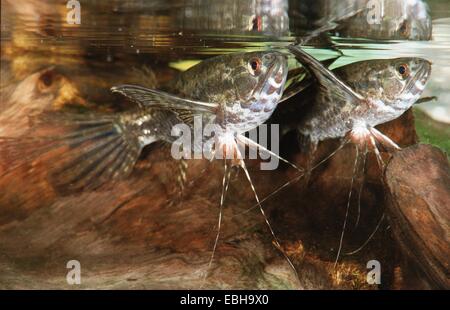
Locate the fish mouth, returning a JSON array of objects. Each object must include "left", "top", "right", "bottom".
[{"left": 403, "top": 59, "right": 432, "bottom": 98}]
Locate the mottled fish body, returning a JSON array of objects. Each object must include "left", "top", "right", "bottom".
[
  {"left": 0, "top": 51, "right": 288, "bottom": 192},
  {"left": 165, "top": 51, "right": 287, "bottom": 133},
  {"left": 285, "top": 45, "right": 432, "bottom": 267},
  {"left": 288, "top": 46, "right": 431, "bottom": 144}
]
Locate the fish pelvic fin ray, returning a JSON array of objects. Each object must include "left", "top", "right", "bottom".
[{"left": 201, "top": 159, "right": 231, "bottom": 286}]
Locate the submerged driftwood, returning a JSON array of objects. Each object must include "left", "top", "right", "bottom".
[
  {"left": 385, "top": 144, "right": 450, "bottom": 289},
  {"left": 1, "top": 0, "right": 448, "bottom": 291},
  {"left": 0, "top": 21, "right": 446, "bottom": 288},
  {"left": 0, "top": 56, "right": 447, "bottom": 289}
]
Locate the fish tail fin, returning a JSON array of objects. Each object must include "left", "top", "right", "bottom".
[
  {"left": 49, "top": 113, "right": 145, "bottom": 193},
  {"left": 0, "top": 112, "right": 147, "bottom": 193}
]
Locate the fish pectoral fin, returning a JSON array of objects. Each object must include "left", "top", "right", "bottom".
[
  {"left": 287, "top": 45, "right": 364, "bottom": 104},
  {"left": 111, "top": 84, "right": 218, "bottom": 114}
]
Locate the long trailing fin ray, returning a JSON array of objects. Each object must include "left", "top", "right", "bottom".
[
  {"left": 369, "top": 135, "right": 385, "bottom": 171},
  {"left": 334, "top": 145, "right": 359, "bottom": 268},
  {"left": 311, "top": 138, "right": 350, "bottom": 170},
  {"left": 355, "top": 144, "right": 368, "bottom": 228},
  {"left": 232, "top": 173, "right": 305, "bottom": 220},
  {"left": 176, "top": 158, "right": 189, "bottom": 192},
  {"left": 344, "top": 213, "right": 386, "bottom": 255},
  {"left": 111, "top": 84, "right": 218, "bottom": 113},
  {"left": 236, "top": 134, "right": 303, "bottom": 173},
  {"left": 369, "top": 127, "right": 401, "bottom": 151},
  {"left": 202, "top": 159, "right": 231, "bottom": 286},
  {"left": 162, "top": 160, "right": 213, "bottom": 208},
  {"left": 238, "top": 154, "right": 300, "bottom": 287},
  {"left": 235, "top": 138, "right": 350, "bottom": 218}
]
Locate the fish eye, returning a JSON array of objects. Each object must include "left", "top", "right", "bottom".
[
  {"left": 248, "top": 58, "right": 262, "bottom": 76},
  {"left": 397, "top": 64, "right": 410, "bottom": 78}
]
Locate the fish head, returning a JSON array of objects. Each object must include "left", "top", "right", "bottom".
[
  {"left": 377, "top": 58, "right": 432, "bottom": 110},
  {"left": 344, "top": 58, "right": 431, "bottom": 112},
  {"left": 230, "top": 50, "right": 288, "bottom": 113}
]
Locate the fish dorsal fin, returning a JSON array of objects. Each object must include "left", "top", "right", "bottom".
[
  {"left": 287, "top": 45, "right": 364, "bottom": 103},
  {"left": 280, "top": 55, "right": 341, "bottom": 103},
  {"left": 111, "top": 84, "right": 218, "bottom": 114}
]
